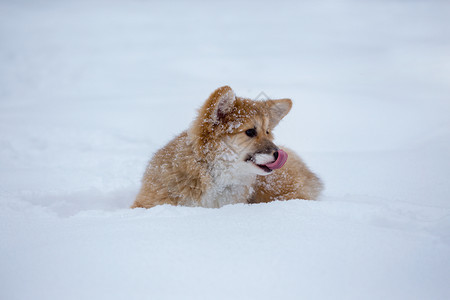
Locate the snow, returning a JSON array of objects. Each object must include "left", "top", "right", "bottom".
[{"left": 1, "top": 0, "right": 449, "bottom": 299}]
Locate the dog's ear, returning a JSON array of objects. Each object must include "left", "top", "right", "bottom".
[
  {"left": 188, "top": 86, "right": 236, "bottom": 151},
  {"left": 207, "top": 85, "right": 236, "bottom": 123},
  {"left": 268, "top": 99, "right": 292, "bottom": 128}
]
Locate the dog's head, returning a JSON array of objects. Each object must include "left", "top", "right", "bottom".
[{"left": 188, "top": 86, "right": 292, "bottom": 175}]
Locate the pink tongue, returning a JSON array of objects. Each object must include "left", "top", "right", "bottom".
[{"left": 264, "top": 149, "right": 288, "bottom": 170}]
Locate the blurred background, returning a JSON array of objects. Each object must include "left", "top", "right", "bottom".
[{"left": 0, "top": 0, "right": 449, "bottom": 210}]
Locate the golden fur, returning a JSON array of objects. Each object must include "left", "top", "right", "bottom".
[{"left": 132, "top": 86, "right": 322, "bottom": 208}]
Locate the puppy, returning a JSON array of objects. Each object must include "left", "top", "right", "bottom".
[{"left": 132, "top": 86, "right": 322, "bottom": 208}]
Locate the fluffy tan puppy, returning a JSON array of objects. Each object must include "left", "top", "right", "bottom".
[{"left": 132, "top": 86, "right": 322, "bottom": 208}]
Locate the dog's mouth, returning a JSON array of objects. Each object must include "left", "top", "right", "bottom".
[
  {"left": 246, "top": 149, "right": 288, "bottom": 173},
  {"left": 255, "top": 164, "right": 273, "bottom": 173}
]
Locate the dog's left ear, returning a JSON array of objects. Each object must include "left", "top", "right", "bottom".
[{"left": 269, "top": 99, "right": 292, "bottom": 128}]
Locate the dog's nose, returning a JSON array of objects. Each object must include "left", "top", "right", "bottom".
[{"left": 273, "top": 151, "right": 279, "bottom": 160}]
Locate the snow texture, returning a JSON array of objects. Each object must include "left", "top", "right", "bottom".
[{"left": 1, "top": 1, "right": 450, "bottom": 299}]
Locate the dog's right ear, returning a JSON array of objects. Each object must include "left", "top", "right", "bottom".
[
  {"left": 204, "top": 85, "right": 236, "bottom": 123},
  {"left": 189, "top": 86, "right": 236, "bottom": 155}
]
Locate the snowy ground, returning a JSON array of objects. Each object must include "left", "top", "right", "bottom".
[{"left": 1, "top": 1, "right": 450, "bottom": 299}]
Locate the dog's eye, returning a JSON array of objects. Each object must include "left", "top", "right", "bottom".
[
  {"left": 266, "top": 130, "right": 270, "bottom": 135},
  {"left": 245, "top": 128, "right": 257, "bottom": 138}
]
